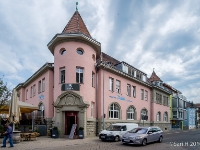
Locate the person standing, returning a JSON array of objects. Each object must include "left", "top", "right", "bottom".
[{"left": 1, "top": 123, "right": 14, "bottom": 148}]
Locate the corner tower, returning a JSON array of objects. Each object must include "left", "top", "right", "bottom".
[{"left": 47, "top": 9, "right": 101, "bottom": 137}]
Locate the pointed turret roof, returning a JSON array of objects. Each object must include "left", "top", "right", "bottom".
[
  {"left": 62, "top": 11, "right": 91, "bottom": 37},
  {"left": 148, "top": 70, "right": 162, "bottom": 83}
]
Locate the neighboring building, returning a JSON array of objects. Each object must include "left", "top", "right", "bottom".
[
  {"left": 194, "top": 103, "right": 200, "bottom": 128},
  {"left": 184, "top": 102, "right": 196, "bottom": 130},
  {"left": 148, "top": 71, "right": 171, "bottom": 130},
  {"left": 15, "top": 9, "right": 177, "bottom": 137}
]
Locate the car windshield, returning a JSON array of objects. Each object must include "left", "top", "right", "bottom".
[
  {"left": 129, "top": 128, "right": 147, "bottom": 134},
  {"left": 106, "top": 125, "right": 121, "bottom": 131}
]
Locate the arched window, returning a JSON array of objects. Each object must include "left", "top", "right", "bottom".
[
  {"left": 109, "top": 103, "right": 120, "bottom": 119},
  {"left": 164, "top": 112, "right": 168, "bottom": 122},
  {"left": 127, "top": 106, "right": 135, "bottom": 120},
  {"left": 157, "top": 112, "right": 161, "bottom": 121},
  {"left": 141, "top": 108, "right": 148, "bottom": 120},
  {"left": 38, "top": 103, "right": 45, "bottom": 119}
]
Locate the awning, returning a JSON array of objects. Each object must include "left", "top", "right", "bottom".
[{"left": 0, "top": 101, "right": 39, "bottom": 114}]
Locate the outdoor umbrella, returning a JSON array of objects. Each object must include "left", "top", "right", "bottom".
[{"left": 8, "top": 88, "right": 21, "bottom": 124}]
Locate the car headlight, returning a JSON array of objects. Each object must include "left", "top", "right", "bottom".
[
  {"left": 107, "top": 132, "right": 113, "bottom": 136},
  {"left": 135, "top": 136, "right": 142, "bottom": 139}
]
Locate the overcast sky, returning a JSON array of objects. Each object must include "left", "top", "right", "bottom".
[{"left": 0, "top": 0, "right": 200, "bottom": 103}]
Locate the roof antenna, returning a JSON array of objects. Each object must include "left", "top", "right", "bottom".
[{"left": 76, "top": 2, "right": 78, "bottom": 11}]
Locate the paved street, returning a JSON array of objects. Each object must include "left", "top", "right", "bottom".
[{"left": 0, "top": 129, "right": 200, "bottom": 150}]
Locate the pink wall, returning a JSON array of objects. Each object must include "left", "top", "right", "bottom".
[
  {"left": 53, "top": 41, "right": 96, "bottom": 118},
  {"left": 20, "top": 69, "right": 54, "bottom": 118},
  {"left": 97, "top": 69, "right": 151, "bottom": 120},
  {"left": 152, "top": 103, "right": 170, "bottom": 122}
]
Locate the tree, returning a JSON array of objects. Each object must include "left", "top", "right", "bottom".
[{"left": 0, "top": 77, "right": 12, "bottom": 114}]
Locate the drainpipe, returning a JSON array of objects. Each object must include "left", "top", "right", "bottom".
[
  {"left": 102, "top": 66, "right": 105, "bottom": 130},
  {"left": 95, "top": 67, "right": 99, "bottom": 136}
]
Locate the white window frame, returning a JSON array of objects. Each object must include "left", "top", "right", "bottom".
[
  {"left": 76, "top": 67, "right": 84, "bottom": 83},
  {"left": 38, "top": 80, "right": 42, "bottom": 93},
  {"left": 144, "top": 90, "right": 148, "bottom": 101},
  {"left": 60, "top": 68, "right": 65, "bottom": 83},
  {"left": 132, "top": 86, "right": 136, "bottom": 98},
  {"left": 164, "top": 112, "right": 168, "bottom": 122},
  {"left": 33, "top": 84, "right": 36, "bottom": 96},
  {"left": 116, "top": 80, "right": 120, "bottom": 93},
  {"left": 91, "top": 102, "right": 94, "bottom": 118},
  {"left": 157, "top": 112, "right": 161, "bottom": 121},
  {"left": 92, "top": 72, "right": 95, "bottom": 87},
  {"left": 109, "top": 103, "right": 120, "bottom": 119},
  {"left": 141, "top": 89, "right": 144, "bottom": 100},
  {"left": 109, "top": 77, "right": 114, "bottom": 91},
  {"left": 42, "top": 78, "right": 45, "bottom": 92},
  {"left": 127, "top": 106, "right": 135, "bottom": 120},
  {"left": 127, "top": 84, "right": 131, "bottom": 96},
  {"left": 141, "top": 109, "right": 147, "bottom": 121},
  {"left": 26, "top": 89, "right": 28, "bottom": 100}
]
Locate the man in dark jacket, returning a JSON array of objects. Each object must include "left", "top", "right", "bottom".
[{"left": 1, "top": 123, "right": 14, "bottom": 147}]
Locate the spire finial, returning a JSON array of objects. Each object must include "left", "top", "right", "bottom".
[
  {"left": 76, "top": 2, "right": 78, "bottom": 11},
  {"left": 153, "top": 68, "right": 155, "bottom": 72}
]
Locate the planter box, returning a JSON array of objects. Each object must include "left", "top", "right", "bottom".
[
  {"left": 78, "top": 130, "right": 84, "bottom": 139},
  {"left": 51, "top": 130, "right": 59, "bottom": 138}
]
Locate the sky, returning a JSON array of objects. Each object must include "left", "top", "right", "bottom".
[{"left": 0, "top": 0, "right": 200, "bottom": 103}]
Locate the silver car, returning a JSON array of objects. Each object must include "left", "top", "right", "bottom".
[{"left": 121, "top": 127, "right": 163, "bottom": 146}]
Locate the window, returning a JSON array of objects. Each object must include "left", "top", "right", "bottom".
[
  {"left": 38, "top": 80, "right": 41, "bottom": 93},
  {"left": 156, "top": 93, "right": 162, "bottom": 104},
  {"left": 164, "top": 112, "right": 168, "bottom": 122},
  {"left": 157, "top": 112, "right": 161, "bottom": 121},
  {"left": 109, "top": 103, "right": 120, "bottom": 119},
  {"left": 76, "top": 67, "right": 84, "bottom": 83},
  {"left": 163, "top": 96, "right": 169, "bottom": 106},
  {"left": 30, "top": 86, "right": 33, "bottom": 98},
  {"left": 33, "top": 84, "right": 36, "bottom": 96},
  {"left": 109, "top": 77, "right": 114, "bottom": 91},
  {"left": 141, "top": 89, "right": 144, "bottom": 100},
  {"left": 141, "top": 109, "right": 148, "bottom": 120},
  {"left": 60, "top": 49, "right": 66, "bottom": 55},
  {"left": 92, "top": 72, "right": 95, "bottom": 87},
  {"left": 116, "top": 80, "right": 120, "bottom": 93},
  {"left": 26, "top": 89, "right": 28, "bottom": 100},
  {"left": 132, "top": 86, "right": 136, "bottom": 98},
  {"left": 38, "top": 103, "right": 44, "bottom": 119},
  {"left": 127, "top": 106, "right": 135, "bottom": 120},
  {"left": 42, "top": 78, "right": 45, "bottom": 92},
  {"left": 77, "top": 49, "right": 83, "bottom": 55},
  {"left": 144, "top": 90, "right": 148, "bottom": 101},
  {"left": 127, "top": 84, "right": 131, "bottom": 96},
  {"left": 173, "top": 110, "right": 177, "bottom": 118},
  {"left": 91, "top": 102, "right": 94, "bottom": 118},
  {"left": 60, "top": 68, "right": 65, "bottom": 83}
]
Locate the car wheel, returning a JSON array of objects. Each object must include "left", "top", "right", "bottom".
[
  {"left": 142, "top": 139, "right": 147, "bottom": 146},
  {"left": 158, "top": 136, "right": 163, "bottom": 143},
  {"left": 114, "top": 136, "right": 119, "bottom": 142}
]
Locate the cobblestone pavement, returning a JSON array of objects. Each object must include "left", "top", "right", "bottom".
[{"left": 0, "top": 129, "right": 199, "bottom": 150}]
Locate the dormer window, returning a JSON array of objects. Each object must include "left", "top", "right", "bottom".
[{"left": 77, "top": 49, "right": 84, "bottom": 55}]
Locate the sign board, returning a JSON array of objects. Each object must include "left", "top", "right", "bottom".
[
  {"left": 61, "top": 84, "right": 80, "bottom": 91},
  {"left": 69, "top": 124, "right": 77, "bottom": 139},
  {"left": 39, "top": 95, "right": 44, "bottom": 100}
]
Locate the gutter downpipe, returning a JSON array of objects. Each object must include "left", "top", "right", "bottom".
[{"left": 95, "top": 66, "right": 99, "bottom": 136}]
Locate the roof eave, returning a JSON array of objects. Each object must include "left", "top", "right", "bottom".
[{"left": 47, "top": 33, "right": 101, "bottom": 58}]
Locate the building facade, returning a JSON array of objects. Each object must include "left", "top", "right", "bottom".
[{"left": 16, "top": 10, "right": 174, "bottom": 137}]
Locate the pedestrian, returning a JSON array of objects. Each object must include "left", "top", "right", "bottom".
[{"left": 1, "top": 123, "right": 14, "bottom": 148}]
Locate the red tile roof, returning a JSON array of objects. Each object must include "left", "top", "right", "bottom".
[
  {"left": 101, "top": 52, "right": 120, "bottom": 65},
  {"left": 148, "top": 71, "right": 162, "bottom": 82},
  {"left": 62, "top": 11, "right": 91, "bottom": 37}
]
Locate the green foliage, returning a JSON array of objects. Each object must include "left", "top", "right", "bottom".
[
  {"left": 0, "top": 77, "right": 12, "bottom": 114},
  {"left": 0, "top": 125, "right": 4, "bottom": 132},
  {"left": 79, "top": 127, "right": 84, "bottom": 130}
]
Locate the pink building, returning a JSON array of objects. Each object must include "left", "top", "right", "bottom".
[{"left": 16, "top": 10, "right": 170, "bottom": 137}]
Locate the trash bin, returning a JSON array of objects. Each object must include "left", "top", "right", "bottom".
[{"left": 51, "top": 129, "right": 58, "bottom": 138}]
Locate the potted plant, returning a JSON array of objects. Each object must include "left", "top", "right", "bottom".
[
  {"left": 78, "top": 127, "right": 84, "bottom": 139},
  {"left": 0, "top": 125, "right": 4, "bottom": 137},
  {"left": 15, "top": 125, "right": 19, "bottom": 131},
  {"left": 51, "top": 126, "right": 59, "bottom": 138}
]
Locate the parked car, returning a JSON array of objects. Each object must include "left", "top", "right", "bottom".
[
  {"left": 99, "top": 123, "right": 138, "bottom": 142},
  {"left": 121, "top": 126, "right": 163, "bottom": 146}
]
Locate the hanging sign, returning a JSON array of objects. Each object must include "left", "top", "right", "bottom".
[{"left": 61, "top": 84, "right": 80, "bottom": 91}]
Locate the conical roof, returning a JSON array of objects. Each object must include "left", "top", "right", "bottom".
[
  {"left": 62, "top": 11, "right": 91, "bottom": 37},
  {"left": 149, "top": 71, "right": 162, "bottom": 82}
]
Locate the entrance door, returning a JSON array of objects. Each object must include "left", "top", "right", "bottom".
[{"left": 65, "top": 111, "right": 78, "bottom": 135}]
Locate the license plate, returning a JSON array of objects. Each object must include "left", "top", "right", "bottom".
[{"left": 101, "top": 136, "right": 105, "bottom": 138}]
